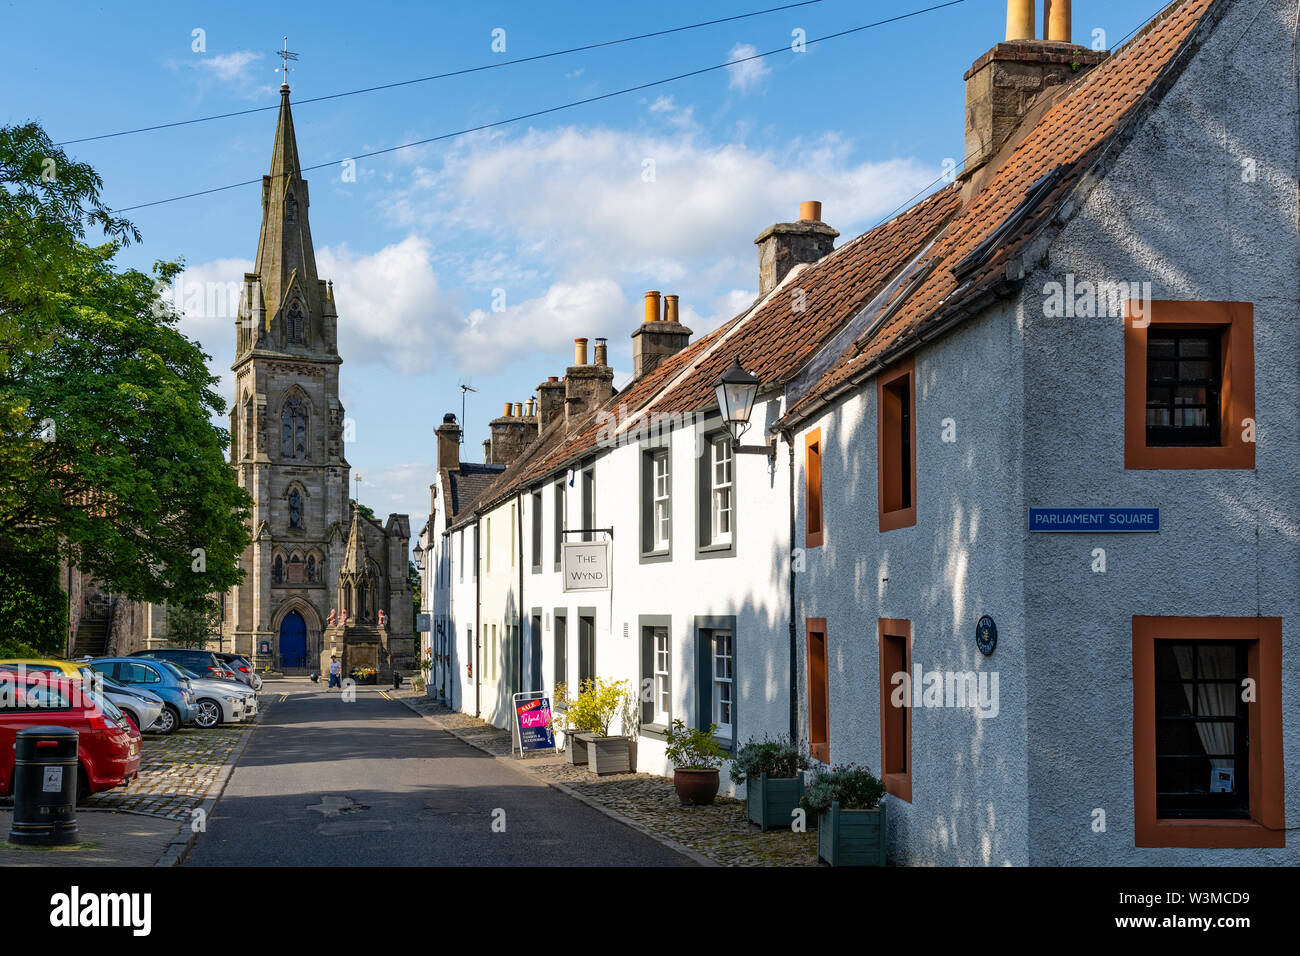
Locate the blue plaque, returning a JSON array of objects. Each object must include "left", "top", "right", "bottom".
[{"left": 1028, "top": 508, "right": 1159, "bottom": 532}]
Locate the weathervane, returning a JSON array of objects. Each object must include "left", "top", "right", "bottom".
[{"left": 275, "top": 36, "right": 299, "bottom": 89}]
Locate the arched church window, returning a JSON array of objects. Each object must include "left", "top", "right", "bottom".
[
  {"left": 287, "top": 303, "right": 305, "bottom": 344},
  {"left": 272, "top": 555, "right": 283, "bottom": 584},
  {"left": 306, "top": 555, "right": 317, "bottom": 583},
  {"left": 281, "top": 397, "right": 308, "bottom": 459},
  {"left": 289, "top": 488, "right": 303, "bottom": 528}
]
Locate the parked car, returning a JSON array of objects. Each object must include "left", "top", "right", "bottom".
[
  {"left": 214, "top": 653, "right": 262, "bottom": 691},
  {"left": 152, "top": 660, "right": 248, "bottom": 728},
  {"left": 0, "top": 670, "right": 141, "bottom": 800},
  {"left": 130, "top": 648, "right": 235, "bottom": 681},
  {"left": 91, "top": 673, "right": 165, "bottom": 735},
  {"left": 4, "top": 657, "right": 166, "bottom": 734},
  {"left": 84, "top": 658, "right": 198, "bottom": 734}
]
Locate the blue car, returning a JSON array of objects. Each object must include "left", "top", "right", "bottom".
[{"left": 86, "top": 658, "right": 199, "bottom": 734}]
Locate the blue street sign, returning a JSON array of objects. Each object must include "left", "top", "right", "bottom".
[{"left": 1028, "top": 508, "right": 1160, "bottom": 532}]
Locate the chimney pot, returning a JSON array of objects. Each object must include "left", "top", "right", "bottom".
[
  {"left": 525, "top": 397, "right": 535, "bottom": 417},
  {"left": 1045, "top": 0, "right": 1070, "bottom": 42},
  {"left": 799, "top": 200, "right": 822, "bottom": 222},
  {"left": 548, "top": 376, "right": 559, "bottom": 382},
  {"left": 574, "top": 337, "right": 588, "bottom": 365},
  {"left": 1006, "top": 0, "right": 1034, "bottom": 41},
  {"left": 502, "top": 401, "right": 512, "bottom": 418},
  {"left": 593, "top": 338, "right": 608, "bottom": 367},
  {"left": 483, "top": 438, "right": 491, "bottom": 463},
  {"left": 664, "top": 294, "right": 679, "bottom": 324},
  {"left": 513, "top": 402, "right": 523, "bottom": 418},
  {"left": 643, "top": 291, "right": 662, "bottom": 324}
]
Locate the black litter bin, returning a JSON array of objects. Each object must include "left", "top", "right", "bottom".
[{"left": 8, "top": 726, "right": 79, "bottom": 846}]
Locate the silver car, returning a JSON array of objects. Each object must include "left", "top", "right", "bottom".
[
  {"left": 87, "top": 671, "right": 164, "bottom": 733},
  {"left": 157, "top": 661, "right": 246, "bottom": 728}
]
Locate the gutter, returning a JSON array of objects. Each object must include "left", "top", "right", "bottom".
[
  {"left": 782, "top": 426, "right": 798, "bottom": 742},
  {"left": 517, "top": 490, "right": 524, "bottom": 697},
  {"left": 474, "top": 512, "right": 481, "bottom": 719}
]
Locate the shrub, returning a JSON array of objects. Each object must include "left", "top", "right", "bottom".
[
  {"left": 664, "top": 719, "right": 728, "bottom": 770},
  {"left": 562, "top": 677, "right": 628, "bottom": 737},
  {"left": 730, "top": 735, "right": 811, "bottom": 784},
  {"left": 799, "top": 764, "right": 886, "bottom": 814},
  {"left": 0, "top": 636, "right": 42, "bottom": 659}
]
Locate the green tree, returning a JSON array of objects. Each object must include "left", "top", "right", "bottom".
[
  {"left": 409, "top": 558, "right": 420, "bottom": 632},
  {"left": 0, "top": 122, "right": 251, "bottom": 643},
  {"left": 165, "top": 598, "right": 222, "bottom": 649},
  {"left": 0, "top": 547, "right": 68, "bottom": 655}
]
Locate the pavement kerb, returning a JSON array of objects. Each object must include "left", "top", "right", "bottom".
[
  {"left": 392, "top": 695, "right": 718, "bottom": 867},
  {"left": 155, "top": 710, "right": 263, "bottom": 867}
]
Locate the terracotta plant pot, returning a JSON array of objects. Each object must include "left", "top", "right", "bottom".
[{"left": 673, "top": 768, "right": 720, "bottom": 806}]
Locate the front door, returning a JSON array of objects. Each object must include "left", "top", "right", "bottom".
[{"left": 279, "top": 611, "right": 308, "bottom": 668}]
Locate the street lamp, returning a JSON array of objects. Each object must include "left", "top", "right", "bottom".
[
  {"left": 411, "top": 543, "right": 424, "bottom": 572},
  {"left": 714, "top": 357, "right": 775, "bottom": 458}
]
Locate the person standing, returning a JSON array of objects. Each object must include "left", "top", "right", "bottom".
[{"left": 328, "top": 654, "right": 342, "bottom": 689}]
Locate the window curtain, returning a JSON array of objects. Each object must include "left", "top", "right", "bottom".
[{"left": 1172, "top": 645, "right": 1235, "bottom": 771}]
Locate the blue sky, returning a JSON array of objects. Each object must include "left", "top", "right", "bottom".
[{"left": 4, "top": 0, "right": 1168, "bottom": 535}]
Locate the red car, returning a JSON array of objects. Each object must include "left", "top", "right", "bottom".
[{"left": 0, "top": 669, "right": 141, "bottom": 800}]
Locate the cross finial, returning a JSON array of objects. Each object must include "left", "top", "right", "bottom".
[{"left": 275, "top": 36, "right": 299, "bottom": 91}]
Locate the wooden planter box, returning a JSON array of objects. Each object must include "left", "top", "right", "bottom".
[
  {"left": 586, "top": 735, "right": 631, "bottom": 775},
  {"left": 817, "top": 801, "right": 886, "bottom": 867},
  {"left": 747, "top": 771, "right": 809, "bottom": 832},
  {"left": 565, "top": 731, "right": 591, "bottom": 766},
  {"left": 349, "top": 673, "right": 377, "bottom": 685}
]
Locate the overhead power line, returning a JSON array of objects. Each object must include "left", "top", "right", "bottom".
[
  {"left": 108, "top": 0, "right": 967, "bottom": 214},
  {"left": 58, "top": 0, "right": 827, "bottom": 146}
]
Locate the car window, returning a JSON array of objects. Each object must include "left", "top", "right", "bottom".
[
  {"left": 158, "top": 660, "right": 195, "bottom": 681},
  {"left": 11, "top": 681, "right": 73, "bottom": 711},
  {"left": 87, "top": 661, "right": 117, "bottom": 681}
]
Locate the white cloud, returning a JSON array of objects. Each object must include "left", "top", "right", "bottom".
[
  {"left": 726, "top": 43, "right": 771, "bottom": 92},
  {"left": 173, "top": 49, "right": 273, "bottom": 100},
  {"left": 200, "top": 51, "right": 263, "bottom": 83},
  {"left": 358, "top": 460, "right": 433, "bottom": 533},
  {"left": 318, "top": 236, "right": 451, "bottom": 375}
]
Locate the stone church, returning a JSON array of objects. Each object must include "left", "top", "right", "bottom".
[{"left": 222, "top": 79, "right": 413, "bottom": 676}]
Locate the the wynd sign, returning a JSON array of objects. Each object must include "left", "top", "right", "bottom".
[
  {"left": 562, "top": 540, "right": 610, "bottom": 592},
  {"left": 1028, "top": 507, "right": 1160, "bottom": 532}
]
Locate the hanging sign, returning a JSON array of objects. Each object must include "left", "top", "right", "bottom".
[{"left": 562, "top": 540, "right": 610, "bottom": 592}]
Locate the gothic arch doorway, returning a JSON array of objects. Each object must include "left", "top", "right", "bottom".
[{"left": 279, "top": 611, "right": 308, "bottom": 668}]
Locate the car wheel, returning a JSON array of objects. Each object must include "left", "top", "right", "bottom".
[
  {"left": 194, "top": 699, "right": 222, "bottom": 729},
  {"left": 251, "top": 676, "right": 263, "bottom": 692},
  {"left": 121, "top": 710, "right": 140, "bottom": 733},
  {"left": 152, "top": 705, "right": 179, "bottom": 735}
]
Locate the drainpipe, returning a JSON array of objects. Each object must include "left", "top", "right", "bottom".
[
  {"left": 783, "top": 427, "right": 798, "bottom": 742},
  {"left": 517, "top": 491, "right": 525, "bottom": 695},
  {"left": 474, "top": 515, "right": 482, "bottom": 718}
]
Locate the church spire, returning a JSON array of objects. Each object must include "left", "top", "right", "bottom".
[{"left": 237, "top": 64, "right": 338, "bottom": 363}]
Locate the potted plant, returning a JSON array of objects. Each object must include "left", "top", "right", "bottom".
[
  {"left": 799, "top": 764, "right": 888, "bottom": 866},
  {"left": 664, "top": 720, "right": 728, "bottom": 806},
  {"left": 349, "top": 666, "right": 378, "bottom": 685},
  {"left": 731, "top": 735, "right": 812, "bottom": 831},
  {"left": 565, "top": 678, "right": 631, "bottom": 775},
  {"left": 547, "top": 682, "right": 588, "bottom": 766}
]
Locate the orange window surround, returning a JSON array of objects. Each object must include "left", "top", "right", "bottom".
[
  {"left": 1123, "top": 300, "right": 1255, "bottom": 470},
  {"left": 877, "top": 618, "right": 912, "bottom": 803},
  {"left": 1132, "top": 615, "right": 1284, "bottom": 848},
  {"left": 805, "top": 429, "right": 824, "bottom": 548},
  {"left": 806, "top": 618, "right": 829, "bottom": 763},
  {"left": 877, "top": 358, "right": 917, "bottom": 531}
]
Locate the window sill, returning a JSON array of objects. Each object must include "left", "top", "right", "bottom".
[
  {"left": 638, "top": 548, "right": 672, "bottom": 565},
  {"left": 1137, "top": 817, "right": 1284, "bottom": 849},
  {"left": 530, "top": 564, "right": 542, "bottom": 575},
  {"left": 695, "top": 542, "right": 735, "bottom": 560},
  {"left": 883, "top": 771, "right": 912, "bottom": 803},
  {"left": 879, "top": 506, "right": 916, "bottom": 532},
  {"left": 639, "top": 723, "right": 669, "bottom": 742}
]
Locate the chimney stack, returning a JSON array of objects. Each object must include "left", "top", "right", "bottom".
[
  {"left": 482, "top": 438, "right": 491, "bottom": 462},
  {"left": 565, "top": 334, "right": 615, "bottom": 433},
  {"left": 632, "top": 290, "right": 693, "bottom": 379},
  {"left": 537, "top": 375, "right": 566, "bottom": 430},
  {"left": 436, "top": 413, "right": 461, "bottom": 473},
  {"left": 488, "top": 401, "right": 530, "bottom": 467},
  {"left": 754, "top": 202, "right": 838, "bottom": 297},
  {"left": 965, "top": 0, "right": 1101, "bottom": 176}
]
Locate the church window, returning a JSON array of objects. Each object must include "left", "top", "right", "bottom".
[
  {"left": 282, "top": 397, "right": 308, "bottom": 459},
  {"left": 288, "top": 303, "right": 305, "bottom": 344},
  {"left": 289, "top": 488, "right": 303, "bottom": 528},
  {"left": 272, "top": 555, "right": 283, "bottom": 584},
  {"left": 307, "top": 555, "right": 317, "bottom": 583}
]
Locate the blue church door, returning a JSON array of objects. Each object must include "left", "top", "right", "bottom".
[{"left": 280, "top": 611, "right": 308, "bottom": 668}]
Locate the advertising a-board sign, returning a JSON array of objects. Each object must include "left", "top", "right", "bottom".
[
  {"left": 562, "top": 540, "right": 610, "bottom": 592},
  {"left": 514, "top": 695, "right": 555, "bottom": 752}
]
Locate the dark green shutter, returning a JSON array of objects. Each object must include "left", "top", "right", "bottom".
[
  {"left": 641, "top": 627, "right": 654, "bottom": 725},
  {"left": 696, "top": 630, "right": 712, "bottom": 732}
]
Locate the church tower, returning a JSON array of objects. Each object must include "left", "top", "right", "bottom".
[{"left": 225, "top": 78, "right": 350, "bottom": 669}]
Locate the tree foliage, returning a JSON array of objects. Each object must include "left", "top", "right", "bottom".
[
  {"left": 0, "top": 547, "right": 67, "bottom": 654},
  {"left": 165, "top": 599, "right": 222, "bottom": 648},
  {"left": 0, "top": 122, "right": 251, "bottom": 612}
]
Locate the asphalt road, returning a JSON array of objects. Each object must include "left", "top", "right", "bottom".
[{"left": 184, "top": 680, "right": 692, "bottom": 866}]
